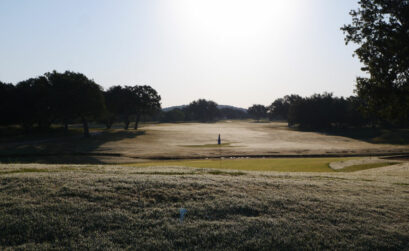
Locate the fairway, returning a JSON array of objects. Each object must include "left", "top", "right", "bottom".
[{"left": 1, "top": 121, "right": 408, "bottom": 164}]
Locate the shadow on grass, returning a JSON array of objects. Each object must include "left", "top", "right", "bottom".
[
  {"left": 0, "top": 130, "right": 145, "bottom": 164},
  {"left": 296, "top": 127, "right": 409, "bottom": 145}
]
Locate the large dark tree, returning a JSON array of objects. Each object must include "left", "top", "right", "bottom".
[
  {"left": 288, "top": 93, "right": 336, "bottom": 129},
  {"left": 185, "top": 99, "right": 219, "bottom": 122},
  {"left": 104, "top": 86, "right": 135, "bottom": 129},
  {"left": 104, "top": 85, "right": 161, "bottom": 130},
  {"left": 14, "top": 76, "right": 54, "bottom": 132},
  {"left": 0, "top": 81, "right": 17, "bottom": 126},
  {"left": 342, "top": 0, "right": 409, "bottom": 126},
  {"left": 287, "top": 93, "right": 367, "bottom": 129},
  {"left": 268, "top": 94, "right": 302, "bottom": 121},
  {"left": 46, "top": 71, "right": 105, "bottom": 137},
  {"left": 159, "top": 108, "right": 186, "bottom": 122},
  {"left": 131, "top": 85, "right": 161, "bottom": 130},
  {"left": 219, "top": 107, "right": 248, "bottom": 120},
  {"left": 248, "top": 104, "right": 267, "bottom": 121}
]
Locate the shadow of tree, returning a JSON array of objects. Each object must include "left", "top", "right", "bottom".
[
  {"left": 296, "top": 127, "right": 409, "bottom": 145},
  {"left": 0, "top": 130, "right": 144, "bottom": 164}
]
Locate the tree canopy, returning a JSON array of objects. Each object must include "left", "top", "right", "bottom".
[
  {"left": 268, "top": 95, "right": 302, "bottom": 121},
  {"left": 342, "top": 0, "right": 409, "bottom": 126},
  {"left": 46, "top": 71, "right": 106, "bottom": 137},
  {"left": 247, "top": 105, "right": 267, "bottom": 121},
  {"left": 131, "top": 85, "right": 161, "bottom": 129},
  {"left": 185, "top": 99, "right": 219, "bottom": 122}
]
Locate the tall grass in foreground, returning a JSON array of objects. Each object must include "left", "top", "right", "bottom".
[{"left": 0, "top": 164, "right": 408, "bottom": 249}]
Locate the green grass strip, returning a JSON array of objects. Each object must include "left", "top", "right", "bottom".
[
  {"left": 336, "top": 162, "right": 397, "bottom": 172},
  {"left": 123, "top": 158, "right": 356, "bottom": 172}
]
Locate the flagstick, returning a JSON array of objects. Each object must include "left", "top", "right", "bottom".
[
  {"left": 219, "top": 144, "right": 221, "bottom": 169},
  {"left": 218, "top": 133, "right": 222, "bottom": 169}
]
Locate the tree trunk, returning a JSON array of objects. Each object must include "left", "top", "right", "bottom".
[
  {"left": 105, "top": 119, "right": 113, "bottom": 129},
  {"left": 124, "top": 116, "right": 130, "bottom": 130},
  {"left": 39, "top": 120, "right": 51, "bottom": 131},
  {"left": 64, "top": 120, "right": 69, "bottom": 135},
  {"left": 22, "top": 123, "right": 32, "bottom": 134},
  {"left": 81, "top": 116, "right": 90, "bottom": 137},
  {"left": 134, "top": 114, "right": 141, "bottom": 130}
]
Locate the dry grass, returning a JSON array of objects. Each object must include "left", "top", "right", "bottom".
[{"left": 0, "top": 163, "right": 408, "bottom": 250}]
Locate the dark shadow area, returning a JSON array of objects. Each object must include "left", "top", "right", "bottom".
[
  {"left": 0, "top": 126, "right": 83, "bottom": 143},
  {"left": 0, "top": 130, "right": 145, "bottom": 164},
  {"left": 295, "top": 127, "right": 409, "bottom": 145}
]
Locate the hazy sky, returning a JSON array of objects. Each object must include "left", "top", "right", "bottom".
[{"left": 0, "top": 0, "right": 362, "bottom": 108}]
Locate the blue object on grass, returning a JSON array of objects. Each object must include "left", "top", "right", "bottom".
[{"left": 180, "top": 208, "right": 187, "bottom": 223}]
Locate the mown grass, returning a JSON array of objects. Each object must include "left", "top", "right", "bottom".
[
  {"left": 0, "top": 164, "right": 408, "bottom": 250},
  {"left": 180, "top": 143, "right": 233, "bottom": 148},
  {"left": 337, "top": 162, "right": 398, "bottom": 172},
  {"left": 123, "top": 157, "right": 356, "bottom": 172},
  {"left": 0, "top": 168, "right": 50, "bottom": 175}
]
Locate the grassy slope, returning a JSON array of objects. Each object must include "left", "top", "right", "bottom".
[
  {"left": 338, "top": 162, "right": 397, "bottom": 172},
  {"left": 0, "top": 164, "right": 408, "bottom": 250},
  {"left": 124, "top": 158, "right": 356, "bottom": 172}
]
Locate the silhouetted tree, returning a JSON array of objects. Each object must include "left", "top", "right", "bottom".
[
  {"left": 0, "top": 81, "right": 17, "bottom": 126},
  {"left": 104, "top": 86, "right": 135, "bottom": 129},
  {"left": 268, "top": 94, "right": 302, "bottom": 121},
  {"left": 46, "top": 71, "right": 105, "bottom": 137},
  {"left": 14, "top": 76, "right": 54, "bottom": 132},
  {"left": 342, "top": 0, "right": 409, "bottom": 127},
  {"left": 288, "top": 93, "right": 335, "bottom": 129},
  {"left": 287, "top": 93, "right": 368, "bottom": 129},
  {"left": 131, "top": 85, "right": 161, "bottom": 130},
  {"left": 345, "top": 96, "right": 369, "bottom": 127},
  {"left": 219, "top": 107, "right": 249, "bottom": 120},
  {"left": 248, "top": 104, "right": 267, "bottom": 121},
  {"left": 185, "top": 99, "right": 219, "bottom": 122},
  {"left": 159, "top": 108, "right": 186, "bottom": 122}
]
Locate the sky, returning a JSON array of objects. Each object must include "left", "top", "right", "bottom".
[{"left": 0, "top": 0, "right": 363, "bottom": 108}]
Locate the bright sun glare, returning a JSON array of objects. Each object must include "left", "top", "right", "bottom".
[{"left": 174, "top": 0, "right": 300, "bottom": 41}]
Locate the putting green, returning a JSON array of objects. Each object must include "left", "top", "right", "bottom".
[{"left": 123, "top": 157, "right": 357, "bottom": 172}]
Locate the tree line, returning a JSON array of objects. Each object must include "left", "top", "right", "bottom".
[
  {"left": 246, "top": 93, "right": 368, "bottom": 129},
  {"left": 0, "top": 71, "right": 161, "bottom": 137},
  {"left": 154, "top": 99, "right": 249, "bottom": 123},
  {"left": 155, "top": 94, "right": 368, "bottom": 131}
]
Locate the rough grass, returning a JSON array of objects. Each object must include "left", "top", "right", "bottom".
[
  {"left": 0, "top": 163, "right": 408, "bottom": 250},
  {"left": 123, "top": 158, "right": 357, "bottom": 172},
  {"left": 337, "top": 162, "right": 398, "bottom": 172}
]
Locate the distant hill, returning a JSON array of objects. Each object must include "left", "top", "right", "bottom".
[
  {"left": 162, "top": 105, "right": 187, "bottom": 112},
  {"left": 217, "top": 105, "right": 247, "bottom": 113},
  {"left": 163, "top": 104, "right": 247, "bottom": 113}
]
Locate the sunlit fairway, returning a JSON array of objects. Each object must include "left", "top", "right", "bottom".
[{"left": 124, "top": 157, "right": 361, "bottom": 172}]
